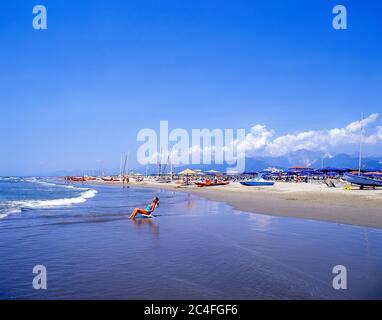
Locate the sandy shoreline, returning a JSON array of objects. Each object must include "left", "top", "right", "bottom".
[{"left": 86, "top": 180, "right": 382, "bottom": 229}]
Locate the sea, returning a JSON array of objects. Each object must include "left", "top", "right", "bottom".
[{"left": 0, "top": 176, "right": 381, "bottom": 299}]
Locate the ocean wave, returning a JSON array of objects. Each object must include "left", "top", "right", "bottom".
[
  {"left": 1, "top": 176, "right": 83, "bottom": 191},
  {"left": 0, "top": 177, "right": 21, "bottom": 182},
  {"left": 0, "top": 189, "right": 98, "bottom": 219},
  {"left": 0, "top": 204, "right": 23, "bottom": 219},
  {"left": 23, "top": 178, "right": 87, "bottom": 191}
]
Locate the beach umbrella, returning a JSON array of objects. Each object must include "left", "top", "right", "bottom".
[
  {"left": 243, "top": 171, "right": 258, "bottom": 175},
  {"left": 321, "top": 167, "right": 348, "bottom": 173},
  {"left": 327, "top": 171, "right": 338, "bottom": 177},
  {"left": 179, "top": 169, "right": 196, "bottom": 175},
  {"left": 178, "top": 169, "right": 196, "bottom": 185}
]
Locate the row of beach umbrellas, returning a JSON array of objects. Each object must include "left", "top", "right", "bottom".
[
  {"left": 129, "top": 169, "right": 230, "bottom": 176},
  {"left": 178, "top": 169, "right": 222, "bottom": 175}
]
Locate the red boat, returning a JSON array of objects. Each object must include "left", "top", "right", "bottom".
[
  {"left": 66, "top": 176, "right": 86, "bottom": 182},
  {"left": 194, "top": 181, "right": 229, "bottom": 187}
]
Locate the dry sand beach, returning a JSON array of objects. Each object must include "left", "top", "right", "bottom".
[{"left": 90, "top": 180, "right": 382, "bottom": 229}]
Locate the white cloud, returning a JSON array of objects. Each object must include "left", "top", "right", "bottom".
[
  {"left": 235, "top": 113, "right": 381, "bottom": 157},
  {"left": 365, "top": 126, "right": 382, "bottom": 144},
  {"left": 236, "top": 125, "right": 274, "bottom": 156},
  {"left": 138, "top": 114, "right": 382, "bottom": 166}
]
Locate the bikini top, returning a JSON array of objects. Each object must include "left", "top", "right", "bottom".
[{"left": 145, "top": 202, "right": 158, "bottom": 212}]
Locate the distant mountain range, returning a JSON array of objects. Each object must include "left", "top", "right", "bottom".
[
  {"left": 148, "top": 150, "right": 382, "bottom": 174},
  {"left": 37, "top": 150, "right": 382, "bottom": 176}
]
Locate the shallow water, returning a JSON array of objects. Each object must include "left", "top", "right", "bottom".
[{"left": 0, "top": 179, "right": 381, "bottom": 299}]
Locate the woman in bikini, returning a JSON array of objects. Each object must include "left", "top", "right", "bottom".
[{"left": 129, "top": 197, "right": 159, "bottom": 220}]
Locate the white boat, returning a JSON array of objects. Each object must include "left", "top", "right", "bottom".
[
  {"left": 344, "top": 173, "right": 382, "bottom": 188},
  {"left": 240, "top": 174, "right": 275, "bottom": 187}
]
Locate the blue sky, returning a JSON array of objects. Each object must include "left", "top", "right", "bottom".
[{"left": 0, "top": 0, "right": 381, "bottom": 175}]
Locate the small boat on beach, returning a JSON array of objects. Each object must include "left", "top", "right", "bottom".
[
  {"left": 102, "top": 176, "right": 122, "bottom": 182},
  {"left": 195, "top": 181, "right": 229, "bottom": 187},
  {"left": 240, "top": 180, "right": 275, "bottom": 186},
  {"left": 66, "top": 176, "right": 86, "bottom": 182},
  {"left": 342, "top": 114, "right": 382, "bottom": 189},
  {"left": 344, "top": 173, "right": 382, "bottom": 189},
  {"left": 240, "top": 174, "right": 275, "bottom": 187}
]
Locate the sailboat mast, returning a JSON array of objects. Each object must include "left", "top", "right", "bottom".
[
  {"left": 170, "top": 152, "right": 173, "bottom": 182},
  {"left": 119, "top": 153, "right": 123, "bottom": 178},
  {"left": 126, "top": 153, "right": 129, "bottom": 176},
  {"left": 123, "top": 154, "right": 128, "bottom": 177},
  {"left": 358, "top": 113, "right": 364, "bottom": 176},
  {"left": 158, "top": 148, "right": 162, "bottom": 177}
]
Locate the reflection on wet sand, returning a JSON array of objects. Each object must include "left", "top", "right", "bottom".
[{"left": 131, "top": 218, "right": 159, "bottom": 239}]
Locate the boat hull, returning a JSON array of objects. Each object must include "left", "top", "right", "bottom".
[
  {"left": 195, "top": 182, "right": 229, "bottom": 187},
  {"left": 66, "top": 177, "right": 86, "bottom": 182},
  {"left": 344, "top": 173, "right": 382, "bottom": 187},
  {"left": 101, "top": 178, "right": 121, "bottom": 182},
  {"left": 240, "top": 181, "right": 274, "bottom": 186}
]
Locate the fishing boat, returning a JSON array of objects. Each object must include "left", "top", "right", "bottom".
[{"left": 344, "top": 173, "right": 382, "bottom": 188}]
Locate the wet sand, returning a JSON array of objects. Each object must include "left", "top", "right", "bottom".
[
  {"left": 92, "top": 180, "right": 382, "bottom": 229},
  {"left": 3, "top": 183, "right": 382, "bottom": 299}
]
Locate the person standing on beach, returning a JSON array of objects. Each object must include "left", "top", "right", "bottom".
[{"left": 129, "top": 197, "right": 159, "bottom": 219}]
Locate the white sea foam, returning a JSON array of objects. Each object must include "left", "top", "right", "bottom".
[
  {"left": 24, "top": 178, "right": 87, "bottom": 191},
  {"left": 17, "top": 189, "right": 97, "bottom": 208},
  {"left": 25, "top": 178, "right": 57, "bottom": 187},
  {"left": 0, "top": 189, "right": 98, "bottom": 219},
  {"left": 0, "top": 177, "right": 20, "bottom": 182},
  {"left": 0, "top": 204, "right": 23, "bottom": 219}
]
